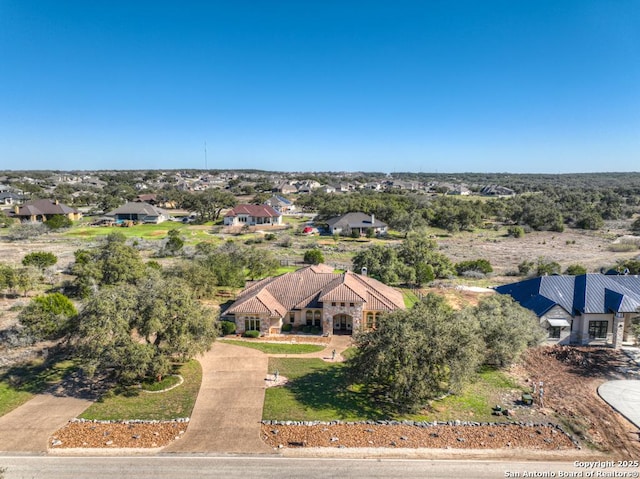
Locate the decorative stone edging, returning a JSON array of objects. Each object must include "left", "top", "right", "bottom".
[
  {"left": 70, "top": 417, "right": 190, "bottom": 424},
  {"left": 261, "top": 419, "right": 580, "bottom": 448}
]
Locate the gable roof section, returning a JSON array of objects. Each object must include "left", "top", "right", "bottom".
[
  {"left": 326, "top": 212, "right": 387, "bottom": 229},
  {"left": 107, "top": 202, "right": 166, "bottom": 217},
  {"left": 225, "top": 204, "right": 281, "bottom": 218},
  {"left": 17, "top": 199, "right": 78, "bottom": 216},
  {"left": 495, "top": 274, "right": 640, "bottom": 317},
  {"left": 226, "top": 265, "right": 404, "bottom": 317}
]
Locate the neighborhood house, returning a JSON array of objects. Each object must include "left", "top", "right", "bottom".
[
  {"left": 12, "top": 199, "right": 82, "bottom": 222},
  {"left": 224, "top": 264, "right": 405, "bottom": 336},
  {"left": 106, "top": 202, "right": 170, "bottom": 224},
  {"left": 495, "top": 273, "right": 640, "bottom": 349},
  {"left": 223, "top": 204, "right": 282, "bottom": 227},
  {"left": 326, "top": 212, "right": 388, "bottom": 236}
]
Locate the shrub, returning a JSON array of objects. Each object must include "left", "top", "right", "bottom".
[
  {"left": 536, "top": 258, "right": 561, "bottom": 276},
  {"left": 507, "top": 226, "right": 525, "bottom": 238},
  {"left": 301, "top": 325, "right": 312, "bottom": 333},
  {"left": 220, "top": 320, "right": 237, "bottom": 336},
  {"left": 518, "top": 260, "right": 534, "bottom": 276},
  {"left": 45, "top": 214, "right": 73, "bottom": 230},
  {"left": 243, "top": 330, "right": 260, "bottom": 338},
  {"left": 564, "top": 264, "right": 587, "bottom": 275},
  {"left": 303, "top": 248, "right": 324, "bottom": 265},
  {"left": 310, "top": 326, "right": 322, "bottom": 334},
  {"left": 281, "top": 323, "right": 293, "bottom": 332},
  {"left": 455, "top": 259, "right": 493, "bottom": 275},
  {"left": 264, "top": 233, "right": 276, "bottom": 241}
]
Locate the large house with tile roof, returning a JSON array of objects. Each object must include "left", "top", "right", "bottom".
[
  {"left": 495, "top": 273, "right": 640, "bottom": 349},
  {"left": 224, "top": 264, "right": 405, "bottom": 336},
  {"left": 223, "top": 204, "right": 282, "bottom": 227}
]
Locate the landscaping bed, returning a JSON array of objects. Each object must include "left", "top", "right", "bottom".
[
  {"left": 50, "top": 419, "right": 189, "bottom": 448},
  {"left": 260, "top": 422, "right": 576, "bottom": 450}
]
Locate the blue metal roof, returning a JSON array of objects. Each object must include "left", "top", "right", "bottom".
[{"left": 495, "top": 274, "right": 640, "bottom": 317}]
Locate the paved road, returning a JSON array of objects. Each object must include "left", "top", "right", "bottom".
[
  {"left": 0, "top": 393, "right": 92, "bottom": 452},
  {"left": 163, "top": 341, "right": 272, "bottom": 454},
  {"left": 1, "top": 456, "right": 625, "bottom": 479},
  {"left": 598, "top": 379, "right": 640, "bottom": 429}
]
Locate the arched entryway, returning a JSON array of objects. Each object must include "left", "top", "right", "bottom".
[{"left": 333, "top": 314, "right": 353, "bottom": 334}]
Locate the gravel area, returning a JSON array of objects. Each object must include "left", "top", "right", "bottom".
[
  {"left": 260, "top": 424, "right": 576, "bottom": 450},
  {"left": 50, "top": 421, "right": 188, "bottom": 449},
  {"left": 50, "top": 421, "right": 576, "bottom": 451}
]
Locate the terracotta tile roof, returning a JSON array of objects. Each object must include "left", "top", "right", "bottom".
[
  {"left": 224, "top": 204, "right": 281, "bottom": 218},
  {"left": 226, "top": 265, "right": 404, "bottom": 317}
]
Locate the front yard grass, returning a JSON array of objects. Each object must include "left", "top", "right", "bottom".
[
  {"left": 0, "top": 357, "right": 79, "bottom": 417},
  {"left": 263, "top": 359, "right": 523, "bottom": 423},
  {"left": 79, "top": 360, "right": 201, "bottom": 421},
  {"left": 220, "top": 340, "right": 325, "bottom": 355}
]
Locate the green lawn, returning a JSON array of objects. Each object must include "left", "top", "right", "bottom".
[
  {"left": 0, "top": 357, "right": 79, "bottom": 417},
  {"left": 263, "top": 358, "right": 523, "bottom": 422},
  {"left": 62, "top": 223, "right": 216, "bottom": 244},
  {"left": 220, "top": 340, "right": 325, "bottom": 355},
  {"left": 0, "top": 383, "right": 32, "bottom": 417},
  {"left": 264, "top": 358, "right": 389, "bottom": 421},
  {"left": 79, "top": 360, "right": 201, "bottom": 421},
  {"left": 401, "top": 288, "right": 421, "bottom": 308}
]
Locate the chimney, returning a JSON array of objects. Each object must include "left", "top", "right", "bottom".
[
  {"left": 13, "top": 205, "right": 19, "bottom": 215},
  {"left": 370, "top": 214, "right": 375, "bottom": 225},
  {"left": 361, "top": 267, "right": 368, "bottom": 276}
]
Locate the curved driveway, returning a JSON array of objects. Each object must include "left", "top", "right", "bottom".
[{"left": 598, "top": 380, "right": 640, "bottom": 429}]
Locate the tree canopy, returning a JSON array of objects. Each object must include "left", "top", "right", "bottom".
[
  {"left": 74, "top": 274, "right": 218, "bottom": 384},
  {"left": 348, "top": 294, "right": 483, "bottom": 413},
  {"left": 18, "top": 292, "right": 77, "bottom": 341}
]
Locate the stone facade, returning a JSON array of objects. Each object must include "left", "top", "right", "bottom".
[{"left": 322, "top": 302, "right": 364, "bottom": 336}]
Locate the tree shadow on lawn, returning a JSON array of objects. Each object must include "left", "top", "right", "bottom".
[{"left": 287, "top": 366, "right": 394, "bottom": 420}]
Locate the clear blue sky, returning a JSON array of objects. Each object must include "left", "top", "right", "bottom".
[{"left": 1, "top": 1, "right": 638, "bottom": 173}]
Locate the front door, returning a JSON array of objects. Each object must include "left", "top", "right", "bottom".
[{"left": 333, "top": 314, "right": 353, "bottom": 333}]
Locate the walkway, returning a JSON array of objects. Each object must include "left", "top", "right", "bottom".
[
  {"left": 0, "top": 394, "right": 92, "bottom": 452},
  {"left": 269, "top": 335, "right": 353, "bottom": 361},
  {"left": 598, "top": 380, "right": 640, "bottom": 429},
  {"left": 164, "top": 341, "right": 272, "bottom": 454}
]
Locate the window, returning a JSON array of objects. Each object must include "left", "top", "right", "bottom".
[
  {"left": 314, "top": 310, "right": 322, "bottom": 327},
  {"left": 340, "top": 302, "right": 345, "bottom": 307},
  {"left": 365, "top": 312, "right": 374, "bottom": 329},
  {"left": 245, "top": 318, "right": 260, "bottom": 331},
  {"left": 306, "top": 310, "right": 313, "bottom": 326},
  {"left": 548, "top": 326, "right": 561, "bottom": 339},
  {"left": 588, "top": 321, "right": 608, "bottom": 340},
  {"left": 349, "top": 303, "right": 354, "bottom": 307},
  {"left": 332, "top": 302, "right": 336, "bottom": 306},
  {"left": 289, "top": 313, "right": 295, "bottom": 324}
]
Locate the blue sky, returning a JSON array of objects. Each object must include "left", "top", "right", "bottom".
[{"left": 1, "top": 1, "right": 638, "bottom": 173}]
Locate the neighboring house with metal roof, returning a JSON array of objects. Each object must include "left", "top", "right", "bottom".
[
  {"left": 263, "top": 195, "right": 296, "bottom": 214},
  {"left": 495, "top": 273, "right": 640, "bottom": 349},
  {"left": 106, "top": 201, "right": 169, "bottom": 224},
  {"left": 223, "top": 204, "right": 282, "bottom": 227},
  {"left": 224, "top": 264, "right": 405, "bottom": 336},
  {"left": 12, "top": 199, "right": 82, "bottom": 222},
  {"left": 326, "top": 212, "right": 388, "bottom": 236}
]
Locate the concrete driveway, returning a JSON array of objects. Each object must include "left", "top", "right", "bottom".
[
  {"left": 0, "top": 394, "right": 92, "bottom": 452},
  {"left": 164, "top": 341, "right": 272, "bottom": 454},
  {"left": 598, "top": 380, "right": 640, "bottom": 429}
]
